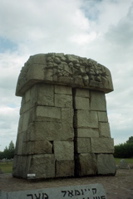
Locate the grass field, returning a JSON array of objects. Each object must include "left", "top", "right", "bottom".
[
  {"left": 0, "top": 158, "right": 133, "bottom": 174},
  {"left": 115, "top": 158, "right": 133, "bottom": 164},
  {"left": 0, "top": 161, "right": 13, "bottom": 173}
]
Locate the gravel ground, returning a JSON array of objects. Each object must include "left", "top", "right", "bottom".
[{"left": 0, "top": 169, "right": 133, "bottom": 199}]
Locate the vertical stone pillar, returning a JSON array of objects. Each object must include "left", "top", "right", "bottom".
[
  {"left": 74, "top": 89, "right": 115, "bottom": 176},
  {"left": 13, "top": 53, "right": 116, "bottom": 179}
]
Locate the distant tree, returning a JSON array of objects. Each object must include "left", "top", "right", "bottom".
[
  {"left": 0, "top": 141, "right": 15, "bottom": 159},
  {"left": 114, "top": 137, "right": 133, "bottom": 158},
  {"left": 126, "top": 136, "right": 133, "bottom": 144}
]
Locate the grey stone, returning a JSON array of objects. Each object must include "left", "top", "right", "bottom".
[
  {"left": 55, "top": 93, "right": 72, "bottom": 108},
  {"left": 16, "top": 53, "right": 113, "bottom": 96},
  {"left": 36, "top": 106, "right": 61, "bottom": 120},
  {"left": 55, "top": 85, "right": 72, "bottom": 94},
  {"left": 75, "top": 88, "right": 90, "bottom": 97},
  {"left": 1, "top": 184, "right": 107, "bottom": 199},
  {"left": 99, "top": 122, "right": 111, "bottom": 137},
  {"left": 56, "top": 160, "right": 74, "bottom": 177},
  {"left": 54, "top": 141, "right": 74, "bottom": 160},
  {"left": 74, "top": 96, "right": 89, "bottom": 110},
  {"left": 28, "top": 121, "right": 73, "bottom": 141},
  {"left": 76, "top": 138, "right": 91, "bottom": 153},
  {"left": 61, "top": 108, "right": 73, "bottom": 124},
  {"left": 98, "top": 111, "right": 108, "bottom": 122},
  {"left": 37, "top": 84, "right": 54, "bottom": 106},
  {"left": 76, "top": 153, "right": 97, "bottom": 176},
  {"left": 77, "top": 128, "right": 99, "bottom": 138},
  {"left": 75, "top": 110, "right": 98, "bottom": 128},
  {"left": 90, "top": 91, "right": 106, "bottom": 111},
  {"left": 91, "top": 138, "right": 114, "bottom": 153},
  {"left": 97, "top": 154, "right": 116, "bottom": 175},
  {"left": 28, "top": 154, "right": 55, "bottom": 179},
  {"left": 119, "top": 159, "right": 129, "bottom": 169},
  {"left": 13, "top": 53, "right": 115, "bottom": 179}
]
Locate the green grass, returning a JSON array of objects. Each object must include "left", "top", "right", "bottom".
[
  {"left": 115, "top": 158, "right": 133, "bottom": 164},
  {"left": 0, "top": 161, "right": 13, "bottom": 173}
]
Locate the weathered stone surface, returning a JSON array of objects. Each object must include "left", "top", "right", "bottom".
[
  {"left": 74, "top": 96, "right": 89, "bottom": 110},
  {"left": 97, "top": 154, "right": 116, "bottom": 175},
  {"left": 75, "top": 110, "right": 98, "bottom": 128},
  {"left": 77, "top": 128, "right": 99, "bottom": 138},
  {"left": 55, "top": 85, "right": 72, "bottom": 94},
  {"left": 76, "top": 153, "right": 97, "bottom": 176},
  {"left": 98, "top": 111, "right": 108, "bottom": 122},
  {"left": 1, "top": 184, "right": 107, "bottom": 199},
  {"left": 37, "top": 84, "right": 54, "bottom": 106},
  {"left": 16, "top": 53, "right": 113, "bottom": 96},
  {"left": 13, "top": 53, "right": 115, "bottom": 179},
  {"left": 99, "top": 122, "right": 111, "bottom": 137},
  {"left": 55, "top": 93, "right": 72, "bottom": 108},
  {"left": 91, "top": 138, "right": 114, "bottom": 153},
  {"left": 28, "top": 154, "right": 55, "bottom": 178},
  {"left": 13, "top": 155, "right": 28, "bottom": 178},
  {"left": 26, "top": 140, "right": 53, "bottom": 154},
  {"left": 90, "top": 91, "right": 106, "bottom": 111},
  {"left": 28, "top": 121, "right": 73, "bottom": 141},
  {"left": 56, "top": 160, "right": 74, "bottom": 177},
  {"left": 76, "top": 138, "right": 91, "bottom": 153},
  {"left": 36, "top": 106, "right": 61, "bottom": 120},
  {"left": 61, "top": 108, "right": 73, "bottom": 124},
  {"left": 75, "top": 88, "right": 90, "bottom": 97},
  {"left": 54, "top": 141, "right": 74, "bottom": 160}
]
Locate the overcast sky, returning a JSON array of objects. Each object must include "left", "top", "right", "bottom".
[{"left": 0, "top": 0, "right": 133, "bottom": 151}]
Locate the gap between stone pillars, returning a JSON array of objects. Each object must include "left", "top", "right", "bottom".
[{"left": 72, "top": 88, "right": 78, "bottom": 177}]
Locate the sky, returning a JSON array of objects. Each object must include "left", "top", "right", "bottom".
[{"left": 0, "top": 0, "right": 133, "bottom": 151}]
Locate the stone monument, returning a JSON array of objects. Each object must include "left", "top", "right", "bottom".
[{"left": 13, "top": 53, "right": 116, "bottom": 179}]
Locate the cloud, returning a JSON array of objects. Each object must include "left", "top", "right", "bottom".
[{"left": 0, "top": 0, "right": 133, "bottom": 150}]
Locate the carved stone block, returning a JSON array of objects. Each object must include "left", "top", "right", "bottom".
[
  {"left": 56, "top": 160, "right": 74, "bottom": 177},
  {"left": 54, "top": 141, "right": 74, "bottom": 160},
  {"left": 97, "top": 154, "right": 116, "bottom": 175},
  {"left": 75, "top": 153, "right": 97, "bottom": 176},
  {"left": 99, "top": 122, "right": 111, "bottom": 137},
  {"left": 77, "top": 128, "right": 99, "bottom": 138},
  {"left": 76, "top": 138, "right": 91, "bottom": 153},
  {"left": 91, "top": 138, "right": 114, "bottom": 153},
  {"left": 75, "top": 110, "right": 98, "bottom": 128}
]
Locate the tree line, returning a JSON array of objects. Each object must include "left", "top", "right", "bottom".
[
  {"left": 114, "top": 136, "right": 133, "bottom": 158},
  {"left": 0, "top": 141, "right": 15, "bottom": 159}
]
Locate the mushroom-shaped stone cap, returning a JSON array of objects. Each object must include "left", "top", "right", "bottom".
[{"left": 16, "top": 53, "right": 113, "bottom": 96}]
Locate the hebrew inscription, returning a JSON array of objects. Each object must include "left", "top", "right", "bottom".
[{"left": 0, "top": 184, "right": 107, "bottom": 199}]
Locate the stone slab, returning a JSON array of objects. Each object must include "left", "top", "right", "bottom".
[
  {"left": 74, "top": 96, "right": 89, "bottom": 110},
  {"left": 76, "top": 138, "right": 91, "bottom": 153},
  {"left": 36, "top": 106, "right": 61, "bottom": 119},
  {"left": 99, "top": 122, "right": 110, "bottom": 137},
  {"left": 97, "top": 154, "right": 116, "bottom": 175},
  {"left": 16, "top": 53, "right": 113, "bottom": 96},
  {"left": 0, "top": 184, "right": 107, "bottom": 199},
  {"left": 90, "top": 91, "right": 106, "bottom": 111},
  {"left": 97, "top": 112, "right": 108, "bottom": 122},
  {"left": 75, "top": 153, "right": 97, "bottom": 176},
  {"left": 91, "top": 138, "right": 114, "bottom": 153},
  {"left": 75, "top": 88, "right": 90, "bottom": 97},
  {"left": 77, "top": 128, "right": 99, "bottom": 138},
  {"left": 55, "top": 93, "right": 72, "bottom": 108},
  {"left": 54, "top": 141, "right": 74, "bottom": 160},
  {"left": 55, "top": 85, "right": 72, "bottom": 94},
  {"left": 56, "top": 160, "right": 74, "bottom": 177},
  {"left": 75, "top": 110, "right": 98, "bottom": 128}
]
